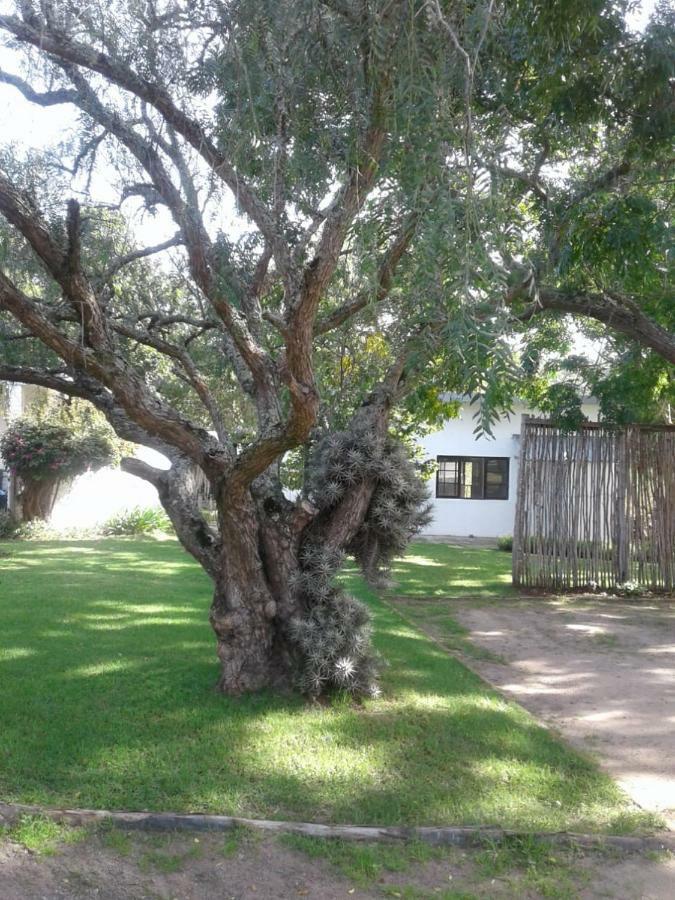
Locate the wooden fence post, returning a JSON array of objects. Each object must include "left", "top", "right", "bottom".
[{"left": 512, "top": 417, "right": 530, "bottom": 588}]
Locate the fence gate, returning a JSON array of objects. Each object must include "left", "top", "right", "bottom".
[{"left": 513, "top": 419, "right": 675, "bottom": 592}]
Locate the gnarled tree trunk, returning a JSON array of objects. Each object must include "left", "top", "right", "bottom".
[
  {"left": 19, "top": 477, "right": 60, "bottom": 522},
  {"left": 209, "top": 497, "right": 293, "bottom": 693}
]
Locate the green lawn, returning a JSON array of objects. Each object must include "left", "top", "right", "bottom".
[
  {"left": 385, "top": 542, "right": 515, "bottom": 600},
  {"left": 0, "top": 539, "right": 655, "bottom": 833}
]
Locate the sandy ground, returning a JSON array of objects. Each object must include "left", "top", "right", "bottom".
[
  {"left": 1, "top": 828, "right": 674, "bottom": 899},
  {"left": 446, "top": 595, "right": 675, "bottom": 828}
]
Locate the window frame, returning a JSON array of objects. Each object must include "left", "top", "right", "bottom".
[{"left": 435, "top": 455, "right": 510, "bottom": 500}]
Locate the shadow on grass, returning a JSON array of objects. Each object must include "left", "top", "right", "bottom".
[{"left": 0, "top": 540, "right": 652, "bottom": 833}]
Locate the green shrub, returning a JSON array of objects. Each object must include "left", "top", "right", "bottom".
[
  {"left": 14, "top": 519, "right": 54, "bottom": 541},
  {"left": 0, "top": 510, "right": 19, "bottom": 539},
  {"left": 12, "top": 521, "right": 99, "bottom": 541},
  {"left": 102, "top": 506, "right": 172, "bottom": 536},
  {"left": 497, "top": 535, "right": 513, "bottom": 552},
  {"left": 614, "top": 580, "right": 642, "bottom": 597}
]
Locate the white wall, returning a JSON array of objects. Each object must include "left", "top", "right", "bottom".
[
  {"left": 51, "top": 447, "right": 169, "bottom": 529},
  {"left": 0, "top": 385, "right": 169, "bottom": 526},
  {"left": 0, "top": 385, "right": 26, "bottom": 511},
  {"left": 418, "top": 398, "right": 599, "bottom": 538}
]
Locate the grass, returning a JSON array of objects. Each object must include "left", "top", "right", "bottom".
[
  {"left": 282, "top": 833, "right": 591, "bottom": 899},
  {"left": 280, "top": 833, "right": 440, "bottom": 886},
  {"left": 385, "top": 543, "right": 515, "bottom": 600},
  {"left": 1, "top": 814, "right": 84, "bottom": 856},
  {"left": 385, "top": 597, "right": 506, "bottom": 663},
  {"left": 474, "top": 836, "right": 586, "bottom": 899},
  {"left": 0, "top": 538, "right": 656, "bottom": 833}
]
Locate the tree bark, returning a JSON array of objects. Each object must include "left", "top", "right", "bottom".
[
  {"left": 19, "top": 478, "right": 60, "bottom": 521},
  {"left": 209, "top": 497, "right": 293, "bottom": 693}
]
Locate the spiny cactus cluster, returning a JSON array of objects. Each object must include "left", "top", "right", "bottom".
[
  {"left": 307, "top": 424, "right": 432, "bottom": 584},
  {"left": 289, "top": 543, "right": 381, "bottom": 698},
  {"left": 289, "top": 424, "right": 430, "bottom": 698}
]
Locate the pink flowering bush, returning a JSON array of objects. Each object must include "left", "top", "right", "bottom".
[
  {"left": 1, "top": 420, "right": 114, "bottom": 481},
  {"left": 0, "top": 419, "right": 115, "bottom": 521}
]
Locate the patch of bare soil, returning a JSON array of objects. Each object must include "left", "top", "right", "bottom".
[
  {"left": 1, "top": 829, "right": 674, "bottom": 899},
  {"left": 448, "top": 596, "right": 675, "bottom": 828},
  {"left": 0, "top": 831, "right": 366, "bottom": 900}
]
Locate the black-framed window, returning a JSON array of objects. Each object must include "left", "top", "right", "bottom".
[{"left": 436, "top": 456, "right": 509, "bottom": 500}]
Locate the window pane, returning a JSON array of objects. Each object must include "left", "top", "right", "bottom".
[
  {"left": 485, "top": 458, "right": 509, "bottom": 499},
  {"left": 436, "top": 457, "right": 459, "bottom": 497},
  {"left": 467, "top": 457, "right": 484, "bottom": 498},
  {"left": 462, "top": 460, "right": 472, "bottom": 498},
  {"left": 437, "top": 456, "right": 507, "bottom": 499}
]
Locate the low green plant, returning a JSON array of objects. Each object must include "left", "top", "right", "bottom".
[
  {"left": 13, "top": 518, "right": 54, "bottom": 540},
  {"left": 8, "top": 520, "right": 102, "bottom": 541},
  {"left": 102, "top": 506, "right": 172, "bottom": 536},
  {"left": 0, "top": 510, "right": 18, "bottom": 539},
  {"left": 497, "top": 535, "right": 513, "bottom": 552},
  {"left": 475, "top": 835, "right": 583, "bottom": 899},
  {"left": 98, "top": 825, "right": 133, "bottom": 856},
  {"left": 614, "top": 580, "right": 642, "bottom": 597},
  {"left": 6, "top": 815, "right": 82, "bottom": 856},
  {"left": 280, "top": 835, "right": 438, "bottom": 886},
  {"left": 221, "top": 825, "right": 249, "bottom": 856},
  {"left": 136, "top": 833, "right": 203, "bottom": 873}
]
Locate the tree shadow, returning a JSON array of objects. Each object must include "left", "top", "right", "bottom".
[{"left": 0, "top": 540, "right": 653, "bottom": 833}]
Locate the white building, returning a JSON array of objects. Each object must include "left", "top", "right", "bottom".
[
  {"left": 418, "top": 396, "right": 600, "bottom": 539},
  {"left": 0, "top": 384, "right": 32, "bottom": 512},
  {"left": 0, "top": 383, "right": 164, "bottom": 524},
  {"left": 2, "top": 382, "right": 600, "bottom": 539}
]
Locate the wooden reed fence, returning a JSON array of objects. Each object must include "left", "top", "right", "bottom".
[{"left": 513, "top": 419, "right": 675, "bottom": 592}]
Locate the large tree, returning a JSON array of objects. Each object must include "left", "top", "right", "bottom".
[{"left": 0, "top": 0, "right": 672, "bottom": 694}]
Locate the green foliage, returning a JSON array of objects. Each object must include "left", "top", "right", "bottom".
[
  {"left": 0, "top": 517, "right": 101, "bottom": 541},
  {"left": 0, "top": 0, "right": 671, "bottom": 455},
  {"left": 102, "top": 506, "right": 172, "bottom": 536},
  {"left": 12, "top": 519, "right": 54, "bottom": 541},
  {"left": 0, "top": 419, "right": 115, "bottom": 483},
  {"left": 527, "top": 381, "right": 588, "bottom": 432},
  {"left": 497, "top": 535, "right": 513, "bottom": 553},
  {"left": 560, "top": 192, "right": 671, "bottom": 294},
  {"left": 0, "top": 510, "right": 18, "bottom": 539},
  {"left": 6, "top": 815, "right": 82, "bottom": 856}
]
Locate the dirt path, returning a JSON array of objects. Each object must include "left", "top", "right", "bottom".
[
  {"left": 448, "top": 596, "right": 675, "bottom": 828},
  {"left": 1, "top": 827, "right": 674, "bottom": 899}
]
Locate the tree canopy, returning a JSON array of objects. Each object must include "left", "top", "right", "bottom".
[{"left": 0, "top": 0, "right": 672, "bottom": 693}]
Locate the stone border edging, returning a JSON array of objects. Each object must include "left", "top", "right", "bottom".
[{"left": 1, "top": 802, "right": 673, "bottom": 854}]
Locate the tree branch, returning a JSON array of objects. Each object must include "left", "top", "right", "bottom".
[
  {"left": 516, "top": 287, "right": 675, "bottom": 365},
  {"left": 102, "top": 233, "right": 183, "bottom": 281},
  {"left": 114, "top": 321, "right": 231, "bottom": 446},
  {"left": 0, "top": 364, "right": 94, "bottom": 400},
  {"left": 0, "top": 67, "right": 77, "bottom": 105},
  {"left": 314, "top": 210, "right": 420, "bottom": 335},
  {"left": 0, "top": 12, "right": 290, "bottom": 273},
  {"left": 481, "top": 158, "right": 548, "bottom": 202},
  {"left": 0, "top": 170, "right": 109, "bottom": 347},
  {"left": 0, "top": 266, "right": 218, "bottom": 465}
]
